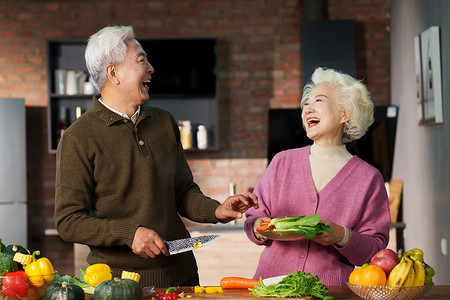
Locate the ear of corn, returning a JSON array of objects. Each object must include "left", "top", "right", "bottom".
[
  {"left": 121, "top": 270, "right": 140, "bottom": 283},
  {"left": 13, "top": 252, "right": 33, "bottom": 266}
]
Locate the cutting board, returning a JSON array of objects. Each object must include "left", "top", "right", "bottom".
[
  {"left": 149, "top": 287, "right": 314, "bottom": 299},
  {"left": 85, "top": 287, "right": 315, "bottom": 299},
  {"left": 388, "top": 179, "right": 403, "bottom": 222}
]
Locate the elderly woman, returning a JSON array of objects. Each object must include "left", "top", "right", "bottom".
[{"left": 244, "top": 67, "right": 391, "bottom": 286}]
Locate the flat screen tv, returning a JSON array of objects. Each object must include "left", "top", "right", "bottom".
[
  {"left": 267, "top": 105, "right": 398, "bottom": 181},
  {"left": 268, "top": 108, "right": 312, "bottom": 164},
  {"left": 139, "top": 38, "right": 217, "bottom": 97}
]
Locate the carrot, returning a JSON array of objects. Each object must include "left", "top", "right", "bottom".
[
  {"left": 257, "top": 224, "right": 270, "bottom": 231},
  {"left": 220, "top": 277, "right": 261, "bottom": 289},
  {"left": 257, "top": 220, "right": 274, "bottom": 231}
]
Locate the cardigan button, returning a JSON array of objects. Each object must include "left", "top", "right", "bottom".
[{"left": 139, "top": 140, "right": 145, "bottom": 146}]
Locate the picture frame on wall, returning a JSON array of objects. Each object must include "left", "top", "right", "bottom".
[
  {"left": 414, "top": 35, "right": 423, "bottom": 125},
  {"left": 419, "top": 26, "right": 443, "bottom": 125}
]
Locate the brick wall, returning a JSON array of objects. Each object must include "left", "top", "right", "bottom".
[{"left": 2, "top": 0, "right": 390, "bottom": 275}]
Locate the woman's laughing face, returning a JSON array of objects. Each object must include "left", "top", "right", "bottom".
[{"left": 301, "top": 83, "right": 348, "bottom": 146}]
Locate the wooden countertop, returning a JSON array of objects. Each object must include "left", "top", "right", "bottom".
[{"left": 141, "top": 285, "right": 450, "bottom": 299}]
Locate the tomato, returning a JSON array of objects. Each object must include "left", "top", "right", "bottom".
[{"left": 349, "top": 264, "right": 386, "bottom": 286}]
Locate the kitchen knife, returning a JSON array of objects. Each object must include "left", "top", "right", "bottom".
[{"left": 165, "top": 234, "right": 220, "bottom": 255}]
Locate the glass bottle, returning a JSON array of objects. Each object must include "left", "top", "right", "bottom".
[
  {"left": 75, "top": 106, "right": 82, "bottom": 119},
  {"left": 56, "top": 106, "right": 67, "bottom": 145},
  {"left": 197, "top": 125, "right": 208, "bottom": 149},
  {"left": 180, "top": 120, "right": 192, "bottom": 149}
]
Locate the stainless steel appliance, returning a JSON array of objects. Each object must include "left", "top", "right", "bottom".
[{"left": 0, "top": 98, "right": 27, "bottom": 247}]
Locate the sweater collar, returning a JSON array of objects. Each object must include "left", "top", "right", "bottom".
[
  {"left": 92, "top": 95, "right": 151, "bottom": 126},
  {"left": 98, "top": 97, "right": 141, "bottom": 124},
  {"left": 310, "top": 142, "right": 353, "bottom": 161}
]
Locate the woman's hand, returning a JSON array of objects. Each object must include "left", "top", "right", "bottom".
[
  {"left": 215, "top": 192, "right": 258, "bottom": 222},
  {"left": 311, "top": 220, "right": 346, "bottom": 246},
  {"left": 253, "top": 217, "right": 271, "bottom": 241}
]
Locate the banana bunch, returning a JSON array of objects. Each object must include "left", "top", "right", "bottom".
[
  {"left": 386, "top": 254, "right": 415, "bottom": 287},
  {"left": 386, "top": 248, "right": 435, "bottom": 287}
]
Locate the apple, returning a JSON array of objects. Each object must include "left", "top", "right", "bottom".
[{"left": 370, "top": 249, "right": 399, "bottom": 276}]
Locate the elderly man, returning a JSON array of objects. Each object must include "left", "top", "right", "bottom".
[{"left": 54, "top": 25, "right": 258, "bottom": 287}]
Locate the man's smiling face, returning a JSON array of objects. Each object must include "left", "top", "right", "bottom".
[{"left": 116, "top": 38, "right": 154, "bottom": 107}]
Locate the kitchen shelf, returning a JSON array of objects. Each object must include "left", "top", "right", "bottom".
[{"left": 46, "top": 40, "right": 218, "bottom": 153}]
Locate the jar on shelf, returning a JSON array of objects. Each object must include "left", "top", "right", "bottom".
[
  {"left": 197, "top": 125, "right": 208, "bottom": 149},
  {"left": 54, "top": 69, "right": 67, "bottom": 95},
  {"left": 180, "top": 120, "right": 192, "bottom": 149}
]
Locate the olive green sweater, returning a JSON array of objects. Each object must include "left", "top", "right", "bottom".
[{"left": 54, "top": 96, "right": 221, "bottom": 287}]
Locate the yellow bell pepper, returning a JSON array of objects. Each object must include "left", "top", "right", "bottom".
[
  {"left": 194, "top": 286, "right": 223, "bottom": 294},
  {"left": 204, "top": 286, "right": 223, "bottom": 294},
  {"left": 83, "top": 263, "right": 112, "bottom": 286},
  {"left": 24, "top": 251, "right": 55, "bottom": 287}
]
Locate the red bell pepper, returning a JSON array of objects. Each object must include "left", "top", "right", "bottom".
[
  {"left": 155, "top": 287, "right": 179, "bottom": 299},
  {"left": 1, "top": 270, "right": 36, "bottom": 299}
]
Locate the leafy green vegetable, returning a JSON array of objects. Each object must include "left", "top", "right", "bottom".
[
  {"left": 268, "top": 214, "right": 330, "bottom": 239},
  {"left": 53, "top": 269, "right": 95, "bottom": 294},
  {"left": 0, "top": 238, "right": 5, "bottom": 252},
  {"left": 270, "top": 214, "right": 321, "bottom": 229},
  {"left": 0, "top": 252, "right": 18, "bottom": 276},
  {"left": 250, "top": 271, "right": 329, "bottom": 299}
]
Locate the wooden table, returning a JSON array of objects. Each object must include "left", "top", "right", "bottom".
[{"left": 142, "top": 285, "right": 450, "bottom": 299}]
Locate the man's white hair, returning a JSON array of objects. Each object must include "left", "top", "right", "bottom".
[{"left": 85, "top": 25, "right": 135, "bottom": 91}]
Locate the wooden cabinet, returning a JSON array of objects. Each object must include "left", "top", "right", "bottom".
[{"left": 46, "top": 40, "right": 218, "bottom": 153}]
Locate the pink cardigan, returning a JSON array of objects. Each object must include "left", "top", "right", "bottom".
[{"left": 244, "top": 146, "right": 390, "bottom": 286}]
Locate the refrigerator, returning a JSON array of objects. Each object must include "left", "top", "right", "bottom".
[{"left": 0, "top": 98, "right": 27, "bottom": 247}]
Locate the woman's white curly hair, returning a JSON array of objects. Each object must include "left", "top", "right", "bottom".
[{"left": 300, "top": 67, "right": 374, "bottom": 143}]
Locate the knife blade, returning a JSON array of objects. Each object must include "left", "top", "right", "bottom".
[{"left": 165, "top": 234, "right": 220, "bottom": 255}]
